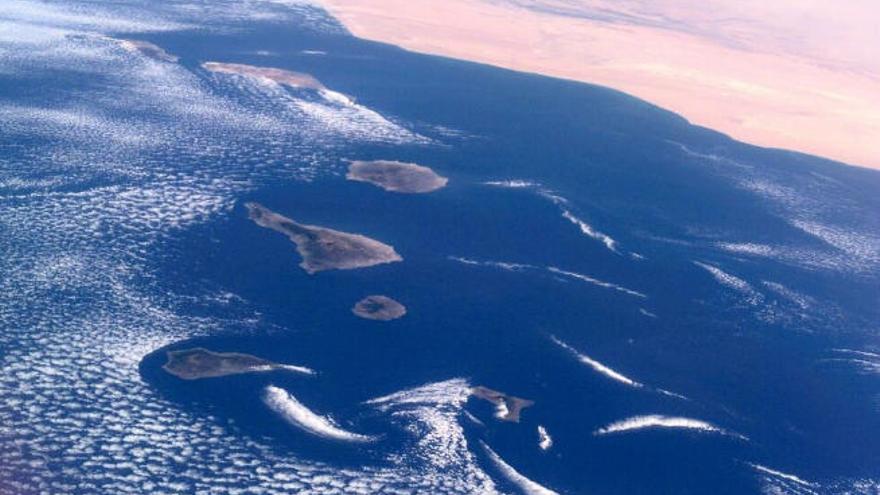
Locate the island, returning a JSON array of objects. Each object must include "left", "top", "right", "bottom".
[
  {"left": 352, "top": 295, "right": 407, "bottom": 320},
  {"left": 346, "top": 160, "right": 448, "bottom": 193},
  {"left": 117, "top": 39, "right": 179, "bottom": 63},
  {"left": 202, "top": 62, "right": 325, "bottom": 90},
  {"left": 470, "top": 386, "right": 535, "bottom": 423},
  {"left": 162, "top": 348, "right": 315, "bottom": 380},
  {"left": 245, "top": 202, "right": 402, "bottom": 274}
]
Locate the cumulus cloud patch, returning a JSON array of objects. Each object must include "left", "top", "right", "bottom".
[
  {"left": 550, "top": 335, "right": 643, "bottom": 388},
  {"left": 481, "top": 441, "right": 559, "bottom": 495},
  {"left": 263, "top": 386, "right": 376, "bottom": 442},
  {"left": 594, "top": 415, "right": 745, "bottom": 440},
  {"left": 0, "top": 1, "right": 458, "bottom": 493}
]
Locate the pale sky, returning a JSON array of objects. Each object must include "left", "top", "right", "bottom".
[{"left": 321, "top": 0, "right": 880, "bottom": 169}]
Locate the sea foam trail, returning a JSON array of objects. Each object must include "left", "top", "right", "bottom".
[
  {"left": 639, "top": 308, "right": 658, "bottom": 318},
  {"left": 482, "top": 179, "right": 621, "bottom": 253},
  {"left": 483, "top": 179, "right": 541, "bottom": 189},
  {"left": 551, "top": 335, "right": 643, "bottom": 388},
  {"left": 255, "top": 364, "right": 316, "bottom": 375},
  {"left": 449, "top": 256, "right": 646, "bottom": 298},
  {"left": 823, "top": 352, "right": 880, "bottom": 375},
  {"left": 594, "top": 415, "right": 745, "bottom": 440},
  {"left": 693, "top": 261, "right": 764, "bottom": 305},
  {"left": 561, "top": 209, "right": 618, "bottom": 253},
  {"left": 547, "top": 266, "right": 646, "bottom": 298},
  {"left": 262, "top": 386, "right": 375, "bottom": 443},
  {"left": 277, "top": 364, "right": 317, "bottom": 375},
  {"left": 750, "top": 463, "right": 814, "bottom": 487},
  {"left": 480, "top": 441, "right": 559, "bottom": 495},
  {"left": 448, "top": 256, "right": 535, "bottom": 272},
  {"left": 832, "top": 348, "right": 880, "bottom": 359}
]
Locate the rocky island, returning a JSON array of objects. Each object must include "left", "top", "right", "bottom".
[
  {"left": 471, "top": 386, "right": 535, "bottom": 423},
  {"left": 246, "top": 202, "right": 402, "bottom": 274},
  {"left": 352, "top": 295, "right": 407, "bottom": 320},
  {"left": 202, "top": 62, "right": 325, "bottom": 90},
  {"left": 162, "top": 348, "right": 315, "bottom": 380},
  {"left": 346, "top": 160, "right": 448, "bottom": 193}
]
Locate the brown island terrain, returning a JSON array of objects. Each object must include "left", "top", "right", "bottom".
[
  {"left": 117, "top": 39, "right": 179, "bottom": 63},
  {"left": 346, "top": 160, "right": 448, "bottom": 193},
  {"left": 246, "top": 202, "right": 402, "bottom": 274},
  {"left": 352, "top": 295, "right": 407, "bottom": 321},
  {"left": 471, "top": 386, "right": 535, "bottom": 423},
  {"left": 202, "top": 62, "right": 325, "bottom": 90},
  {"left": 163, "top": 348, "right": 315, "bottom": 380}
]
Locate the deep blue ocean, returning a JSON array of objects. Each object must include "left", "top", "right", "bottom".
[{"left": 1, "top": 2, "right": 878, "bottom": 494}]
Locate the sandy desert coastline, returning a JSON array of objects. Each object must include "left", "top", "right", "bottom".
[{"left": 319, "top": 0, "right": 880, "bottom": 169}]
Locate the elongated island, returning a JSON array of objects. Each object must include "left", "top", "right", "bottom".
[
  {"left": 163, "top": 348, "right": 314, "bottom": 380},
  {"left": 346, "top": 160, "right": 448, "bottom": 193},
  {"left": 202, "top": 62, "right": 325, "bottom": 90},
  {"left": 246, "top": 202, "right": 402, "bottom": 274}
]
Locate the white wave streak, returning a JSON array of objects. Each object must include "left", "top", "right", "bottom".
[
  {"left": 561, "top": 209, "right": 618, "bottom": 252},
  {"left": 547, "top": 267, "right": 646, "bottom": 298},
  {"left": 716, "top": 242, "right": 777, "bottom": 257},
  {"left": 251, "top": 364, "right": 316, "bottom": 375},
  {"left": 657, "top": 388, "right": 689, "bottom": 401},
  {"left": 823, "top": 352, "right": 880, "bottom": 375},
  {"left": 448, "top": 256, "right": 535, "bottom": 271},
  {"left": 762, "top": 281, "right": 812, "bottom": 310},
  {"left": 483, "top": 179, "right": 541, "bottom": 188},
  {"left": 595, "top": 415, "right": 743, "bottom": 439},
  {"left": 792, "top": 220, "right": 880, "bottom": 264},
  {"left": 550, "top": 335, "right": 643, "bottom": 388},
  {"left": 832, "top": 348, "right": 880, "bottom": 359},
  {"left": 693, "top": 261, "right": 763, "bottom": 305},
  {"left": 846, "top": 359, "right": 880, "bottom": 374},
  {"left": 667, "top": 140, "right": 730, "bottom": 165},
  {"left": 481, "top": 180, "right": 622, "bottom": 253},
  {"left": 639, "top": 308, "right": 658, "bottom": 318},
  {"left": 750, "top": 463, "right": 814, "bottom": 487},
  {"left": 480, "top": 441, "right": 559, "bottom": 495},
  {"left": 275, "top": 364, "right": 317, "bottom": 375},
  {"left": 464, "top": 410, "right": 485, "bottom": 427},
  {"left": 537, "top": 426, "right": 553, "bottom": 451},
  {"left": 451, "top": 257, "right": 647, "bottom": 299},
  {"left": 262, "top": 386, "right": 375, "bottom": 442},
  {"left": 537, "top": 190, "right": 569, "bottom": 206}
]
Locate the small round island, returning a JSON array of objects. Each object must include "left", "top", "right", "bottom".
[{"left": 352, "top": 295, "right": 407, "bottom": 321}]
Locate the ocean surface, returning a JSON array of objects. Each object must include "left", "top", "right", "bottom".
[{"left": 1, "top": 1, "right": 879, "bottom": 494}]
